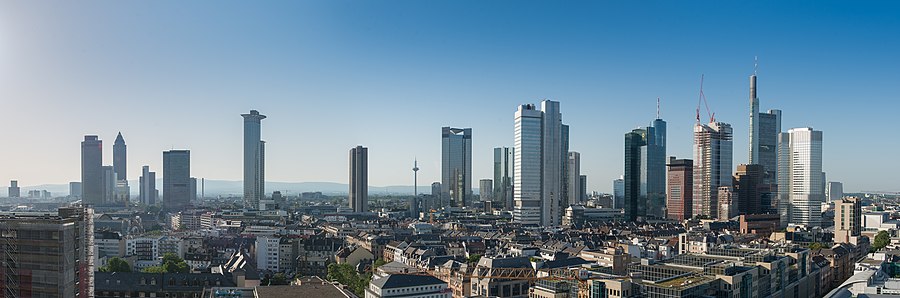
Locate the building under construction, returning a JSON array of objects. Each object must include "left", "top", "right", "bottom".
[{"left": 0, "top": 206, "right": 94, "bottom": 298}]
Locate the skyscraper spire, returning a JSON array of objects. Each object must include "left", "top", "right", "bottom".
[{"left": 656, "top": 97, "right": 660, "bottom": 119}]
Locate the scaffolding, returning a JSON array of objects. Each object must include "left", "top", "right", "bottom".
[{"left": 2, "top": 224, "right": 18, "bottom": 298}]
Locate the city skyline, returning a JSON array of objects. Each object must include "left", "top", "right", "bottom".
[{"left": 2, "top": 2, "right": 899, "bottom": 193}]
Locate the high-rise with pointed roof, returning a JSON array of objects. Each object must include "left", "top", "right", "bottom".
[
  {"left": 748, "top": 62, "right": 782, "bottom": 184},
  {"left": 113, "top": 132, "right": 126, "bottom": 182},
  {"left": 242, "top": 110, "right": 266, "bottom": 209}
]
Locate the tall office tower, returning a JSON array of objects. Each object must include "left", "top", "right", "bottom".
[
  {"left": 115, "top": 180, "right": 130, "bottom": 203},
  {"left": 560, "top": 124, "right": 570, "bottom": 213},
  {"left": 493, "top": 147, "right": 514, "bottom": 211},
  {"left": 666, "top": 157, "right": 693, "bottom": 221},
  {"left": 81, "top": 135, "right": 103, "bottom": 205},
  {"left": 734, "top": 164, "right": 765, "bottom": 215},
  {"left": 69, "top": 182, "right": 81, "bottom": 198},
  {"left": 566, "top": 152, "right": 581, "bottom": 206},
  {"left": 190, "top": 177, "right": 198, "bottom": 201},
  {"left": 441, "top": 127, "right": 472, "bottom": 208},
  {"left": 163, "top": 150, "right": 191, "bottom": 212},
  {"left": 479, "top": 179, "right": 493, "bottom": 203},
  {"left": 612, "top": 177, "right": 624, "bottom": 209},
  {"left": 834, "top": 197, "right": 862, "bottom": 244},
  {"left": 777, "top": 128, "right": 824, "bottom": 227},
  {"left": 113, "top": 132, "right": 127, "bottom": 182},
  {"left": 0, "top": 206, "right": 94, "bottom": 297},
  {"left": 579, "top": 175, "right": 587, "bottom": 203},
  {"left": 431, "top": 182, "right": 441, "bottom": 198},
  {"left": 139, "top": 165, "right": 157, "bottom": 205},
  {"left": 827, "top": 181, "right": 844, "bottom": 201},
  {"left": 242, "top": 110, "right": 266, "bottom": 209},
  {"left": 718, "top": 186, "right": 738, "bottom": 220},
  {"left": 648, "top": 115, "right": 668, "bottom": 218},
  {"left": 748, "top": 70, "right": 783, "bottom": 184},
  {"left": 693, "top": 122, "right": 733, "bottom": 219},
  {"left": 349, "top": 146, "right": 368, "bottom": 212},
  {"left": 102, "top": 165, "right": 115, "bottom": 203},
  {"left": 513, "top": 100, "right": 567, "bottom": 226},
  {"left": 8, "top": 180, "right": 19, "bottom": 198},
  {"left": 624, "top": 130, "right": 646, "bottom": 221}
]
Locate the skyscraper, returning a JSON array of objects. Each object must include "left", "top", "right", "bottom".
[
  {"left": 612, "top": 177, "right": 624, "bottom": 209},
  {"left": 163, "top": 150, "right": 191, "bottom": 212},
  {"left": 103, "top": 165, "right": 115, "bottom": 203},
  {"left": 647, "top": 117, "right": 667, "bottom": 218},
  {"left": 69, "top": 182, "right": 81, "bottom": 198},
  {"left": 441, "top": 127, "right": 472, "bottom": 208},
  {"left": 513, "top": 100, "right": 567, "bottom": 226},
  {"left": 624, "top": 129, "right": 645, "bottom": 221},
  {"left": 493, "top": 147, "right": 514, "bottom": 211},
  {"left": 666, "top": 157, "right": 693, "bottom": 221},
  {"left": 140, "top": 165, "right": 158, "bottom": 205},
  {"left": 113, "top": 132, "right": 127, "bottom": 182},
  {"left": 693, "top": 122, "right": 733, "bottom": 219},
  {"left": 827, "top": 181, "right": 844, "bottom": 201},
  {"left": 242, "top": 110, "right": 266, "bottom": 209},
  {"left": 718, "top": 186, "right": 738, "bottom": 220},
  {"left": 8, "top": 180, "right": 19, "bottom": 198},
  {"left": 349, "top": 146, "right": 368, "bottom": 212},
  {"left": 566, "top": 151, "right": 582, "bottom": 206},
  {"left": 777, "top": 128, "right": 824, "bottom": 227},
  {"left": 81, "top": 135, "right": 103, "bottom": 205},
  {"left": 734, "top": 164, "right": 765, "bottom": 215},
  {"left": 748, "top": 69, "right": 783, "bottom": 184},
  {"left": 579, "top": 175, "right": 587, "bottom": 203},
  {"left": 479, "top": 179, "right": 493, "bottom": 203}
]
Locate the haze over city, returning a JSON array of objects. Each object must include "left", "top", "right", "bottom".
[{"left": 2, "top": 1, "right": 898, "bottom": 193}]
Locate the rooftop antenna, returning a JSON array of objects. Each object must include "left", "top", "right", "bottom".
[
  {"left": 656, "top": 97, "right": 660, "bottom": 119},
  {"left": 754, "top": 56, "right": 759, "bottom": 75}
]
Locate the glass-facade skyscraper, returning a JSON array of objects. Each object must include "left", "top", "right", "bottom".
[
  {"left": 163, "top": 149, "right": 191, "bottom": 212},
  {"left": 242, "top": 110, "right": 266, "bottom": 209},
  {"left": 493, "top": 147, "right": 514, "bottom": 211},
  {"left": 441, "top": 127, "right": 472, "bottom": 208},
  {"left": 749, "top": 72, "right": 783, "bottom": 184},
  {"left": 623, "top": 115, "right": 666, "bottom": 221},
  {"left": 81, "top": 135, "right": 103, "bottom": 205},
  {"left": 349, "top": 145, "right": 368, "bottom": 212}
]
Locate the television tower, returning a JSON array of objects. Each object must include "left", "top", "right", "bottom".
[{"left": 412, "top": 159, "right": 420, "bottom": 196}]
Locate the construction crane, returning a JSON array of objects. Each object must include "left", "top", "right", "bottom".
[{"left": 696, "top": 74, "right": 715, "bottom": 123}]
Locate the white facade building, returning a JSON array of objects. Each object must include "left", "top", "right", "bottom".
[
  {"left": 256, "top": 236, "right": 280, "bottom": 272},
  {"left": 513, "top": 100, "right": 566, "bottom": 226},
  {"left": 777, "top": 127, "right": 824, "bottom": 227}
]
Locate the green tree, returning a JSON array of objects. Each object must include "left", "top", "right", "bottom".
[
  {"left": 808, "top": 243, "right": 824, "bottom": 250},
  {"left": 327, "top": 263, "right": 369, "bottom": 296},
  {"left": 142, "top": 266, "right": 167, "bottom": 273},
  {"left": 874, "top": 231, "right": 891, "bottom": 250},
  {"left": 373, "top": 258, "right": 387, "bottom": 269},
  {"left": 141, "top": 253, "right": 190, "bottom": 273},
  {"left": 99, "top": 257, "right": 132, "bottom": 272},
  {"left": 467, "top": 254, "right": 482, "bottom": 264}
]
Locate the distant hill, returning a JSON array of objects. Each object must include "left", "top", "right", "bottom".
[{"left": 8, "top": 180, "right": 466, "bottom": 197}]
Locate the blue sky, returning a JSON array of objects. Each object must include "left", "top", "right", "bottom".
[{"left": 1, "top": 1, "right": 898, "bottom": 193}]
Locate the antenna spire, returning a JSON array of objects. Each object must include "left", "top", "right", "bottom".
[
  {"left": 754, "top": 56, "right": 758, "bottom": 75},
  {"left": 656, "top": 97, "right": 660, "bottom": 119}
]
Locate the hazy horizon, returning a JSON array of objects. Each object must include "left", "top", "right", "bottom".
[{"left": 2, "top": 1, "right": 899, "bottom": 193}]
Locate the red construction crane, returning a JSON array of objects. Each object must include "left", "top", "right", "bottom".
[{"left": 696, "top": 74, "right": 715, "bottom": 123}]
